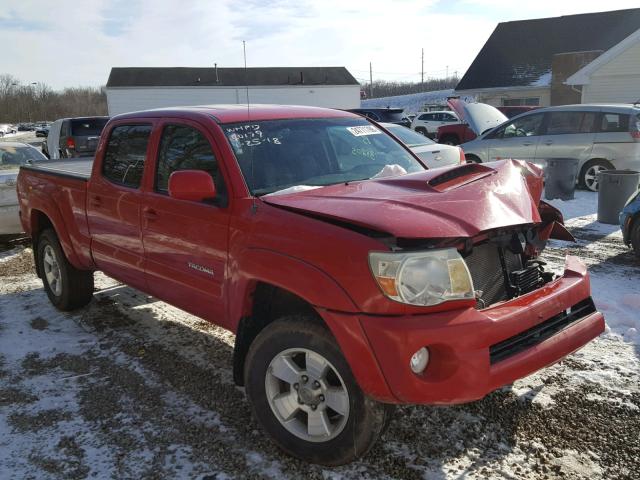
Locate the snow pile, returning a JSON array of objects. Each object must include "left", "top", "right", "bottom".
[{"left": 361, "top": 89, "right": 461, "bottom": 115}]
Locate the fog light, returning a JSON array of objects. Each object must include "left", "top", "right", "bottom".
[{"left": 410, "top": 347, "right": 429, "bottom": 374}]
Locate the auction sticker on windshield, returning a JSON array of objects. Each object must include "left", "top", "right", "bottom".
[{"left": 347, "top": 125, "right": 382, "bottom": 136}]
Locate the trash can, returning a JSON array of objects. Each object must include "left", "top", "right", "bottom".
[
  {"left": 597, "top": 170, "right": 640, "bottom": 224},
  {"left": 544, "top": 158, "right": 579, "bottom": 201}
]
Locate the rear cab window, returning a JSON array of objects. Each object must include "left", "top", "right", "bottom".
[{"left": 102, "top": 124, "right": 152, "bottom": 188}]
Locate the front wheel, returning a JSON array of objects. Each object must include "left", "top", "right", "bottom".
[
  {"left": 244, "top": 316, "right": 393, "bottom": 466},
  {"left": 37, "top": 229, "right": 94, "bottom": 311}
]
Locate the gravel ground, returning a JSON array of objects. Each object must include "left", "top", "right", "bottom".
[{"left": 0, "top": 200, "right": 638, "bottom": 479}]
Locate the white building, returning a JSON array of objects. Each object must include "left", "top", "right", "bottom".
[
  {"left": 105, "top": 67, "right": 361, "bottom": 116},
  {"left": 565, "top": 28, "right": 640, "bottom": 104}
]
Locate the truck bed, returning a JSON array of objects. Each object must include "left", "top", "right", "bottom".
[{"left": 20, "top": 159, "right": 93, "bottom": 181}]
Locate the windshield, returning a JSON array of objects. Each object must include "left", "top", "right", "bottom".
[
  {"left": 71, "top": 118, "right": 108, "bottom": 136},
  {"left": 223, "top": 117, "right": 425, "bottom": 195},
  {"left": 385, "top": 124, "right": 434, "bottom": 147},
  {"left": 0, "top": 145, "right": 46, "bottom": 170}
]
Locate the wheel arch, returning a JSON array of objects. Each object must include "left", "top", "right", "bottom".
[{"left": 30, "top": 208, "right": 85, "bottom": 277}]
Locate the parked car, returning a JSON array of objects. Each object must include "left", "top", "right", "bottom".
[
  {"left": 410, "top": 110, "right": 459, "bottom": 138},
  {"left": 43, "top": 116, "right": 109, "bottom": 159},
  {"left": 461, "top": 103, "right": 640, "bottom": 191},
  {"left": 348, "top": 108, "right": 410, "bottom": 127},
  {"left": 17, "top": 105, "right": 603, "bottom": 465},
  {"left": 0, "top": 124, "right": 17, "bottom": 137},
  {"left": 0, "top": 142, "right": 47, "bottom": 236},
  {"left": 436, "top": 104, "right": 538, "bottom": 145},
  {"left": 621, "top": 188, "right": 640, "bottom": 258},
  {"left": 381, "top": 122, "right": 465, "bottom": 168},
  {"left": 35, "top": 125, "right": 49, "bottom": 137}
]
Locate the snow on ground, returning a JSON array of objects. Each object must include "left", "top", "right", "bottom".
[
  {"left": 0, "top": 190, "right": 638, "bottom": 479},
  {"left": 361, "top": 89, "right": 456, "bottom": 114},
  {"left": 546, "top": 190, "right": 640, "bottom": 344}
]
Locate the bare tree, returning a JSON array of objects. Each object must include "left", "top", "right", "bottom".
[
  {"left": 362, "top": 76, "right": 460, "bottom": 99},
  {"left": 0, "top": 75, "right": 107, "bottom": 123}
]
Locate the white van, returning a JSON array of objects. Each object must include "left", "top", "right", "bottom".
[{"left": 461, "top": 104, "right": 640, "bottom": 191}]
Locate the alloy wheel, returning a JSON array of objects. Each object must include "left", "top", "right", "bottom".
[
  {"left": 584, "top": 165, "right": 608, "bottom": 191},
  {"left": 43, "top": 245, "right": 62, "bottom": 296},
  {"left": 265, "top": 348, "right": 350, "bottom": 442}
]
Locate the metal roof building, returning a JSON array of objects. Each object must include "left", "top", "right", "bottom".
[{"left": 105, "top": 67, "right": 361, "bottom": 115}]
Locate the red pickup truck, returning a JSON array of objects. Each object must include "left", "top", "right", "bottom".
[{"left": 16, "top": 105, "right": 604, "bottom": 466}]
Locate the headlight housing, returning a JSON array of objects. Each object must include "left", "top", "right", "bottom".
[{"left": 368, "top": 248, "right": 475, "bottom": 306}]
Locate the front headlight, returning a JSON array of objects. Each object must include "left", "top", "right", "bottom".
[{"left": 368, "top": 248, "right": 475, "bottom": 306}]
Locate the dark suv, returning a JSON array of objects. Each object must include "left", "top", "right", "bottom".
[
  {"left": 347, "top": 108, "right": 410, "bottom": 127},
  {"left": 42, "top": 116, "right": 109, "bottom": 159}
]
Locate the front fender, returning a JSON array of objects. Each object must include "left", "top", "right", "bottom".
[
  {"left": 229, "top": 247, "right": 358, "bottom": 325},
  {"left": 229, "top": 248, "right": 396, "bottom": 402}
]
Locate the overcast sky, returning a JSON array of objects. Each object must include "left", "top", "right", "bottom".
[{"left": 2, "top": 0, "right": 639, "bottom": 90}]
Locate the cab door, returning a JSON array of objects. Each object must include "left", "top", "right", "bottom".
[
  {"left": 86, "top": 122, "right": 153, "bottom": 290},
  {"left": 141, "top": 121, "right": 231, "bottom": 325},
  {"left": 486, "top": 112, "right": 545, "bottom": 162}
]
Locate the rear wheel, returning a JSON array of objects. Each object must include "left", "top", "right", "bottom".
[
  {"left": 37, "top": 229, "right": 94, "bottom": 311},
  {"left": 465, "top": 154, "right": 482, "bottom": 164},
  {"left": 244, "top": 316, "right": 393, "bottom": 466},
  {"left": 579, "top": 159, "right": 614, "bottom": 192},
  {"left": 415, "top": 127, "right": 428, "bottom": 136}
]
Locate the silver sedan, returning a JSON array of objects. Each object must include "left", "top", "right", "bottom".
[
  {"left": 0, "top": 142, "right": 48, "bottom": 236},
  {"left": 381, "top": 123, "right": 465, "bottom": 169}
]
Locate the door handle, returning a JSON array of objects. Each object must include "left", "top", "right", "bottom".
[
  {"left": 522, "top": 142, "right": 533, "bottom": 146},
  {"left": 89, "top": 195, "right": 101, "bottom": 207},
  {"left": 544, "top": 141, "right": 553, "bottom": 145},
  {"left": 143, "top": 208, "right": 158, "bottom": 220}
]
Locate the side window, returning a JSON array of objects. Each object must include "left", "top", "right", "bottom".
[
  {"left": 547, "top": 112, "right": 586, "bottom": 135},
  {"left": 444, "top": 114, "right": 457, "bottom": 122},
  {"left": 599, "top": 113, "right": 629, "bottom": 132},
  {"left": 419, "top": 113, "right": 433, "bottom": 121},
  {"left": 155, "top": 124, "right": 226, "bottom": 201},
  {"left": 102, "top": 124, "right": 152, "bottom": 188},
  {"left": 502, "top": 113, "right": 543, "bottom": 138}
]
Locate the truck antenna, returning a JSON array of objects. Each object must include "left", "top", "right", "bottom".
[{"left": 243, "top": 41, "right": 250, "bottom": 119}]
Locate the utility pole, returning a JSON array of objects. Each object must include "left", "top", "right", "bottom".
[
  {"left": 369, "top": 62, "right": 373, "bottom": 99},
  {"left": 421, "top": 48, "right": 424, "bottom": 88}
]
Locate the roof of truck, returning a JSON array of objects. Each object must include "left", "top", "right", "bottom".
[{"left": 112, "top": 104, "right": 358, "bottom": 124}]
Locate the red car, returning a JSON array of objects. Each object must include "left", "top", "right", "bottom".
[
  {"left": 437, "top": 103, "right": 539, "bottom": 145},
  {"left": 16, "top": 105, "right": 603, "bottom": 465}
]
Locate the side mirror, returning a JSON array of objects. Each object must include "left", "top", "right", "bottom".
[{"left": 168, "top": 170, "right": 216, "bottom": 203}]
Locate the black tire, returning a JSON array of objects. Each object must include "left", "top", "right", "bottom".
[
  {"left": 631, "top": 219, "right": 640, "bottom": 259},
  {"left": 415, "top": 127, "right": 428, "bottom": 136},
  {"left": 244, "top": 316, "right": 393, "bottom": 466},
  {"left": 440, "top": 135, "right": 459, "bottom": 146},
  {"left": 579, "top": 159, "right": 614, "bottom": 191},
  {"left": 37, "top": 229, "right": 94, "bottom": 311},
  {"left": 465, "top": 154, "right": 482, "bottom": 164}
]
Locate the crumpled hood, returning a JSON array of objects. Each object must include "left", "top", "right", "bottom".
[{"left": 262, "top": 160, "right": 544, "bottom": 239}]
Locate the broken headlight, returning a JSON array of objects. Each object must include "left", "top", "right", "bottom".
[{"left": 368, "top": 249, "right": 475, "bottom": 306}]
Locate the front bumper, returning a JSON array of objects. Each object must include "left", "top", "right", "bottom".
[{"left": 357, "top": 255, "right": 604, "bottom": 404}]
